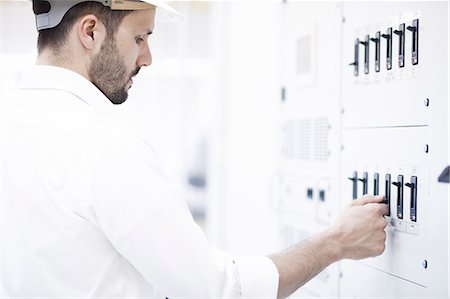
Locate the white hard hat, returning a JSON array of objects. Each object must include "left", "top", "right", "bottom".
[{"left": 32, "top": 0, "right": 182, "bottom": 31}]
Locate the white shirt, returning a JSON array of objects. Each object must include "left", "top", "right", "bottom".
[{"left": 0, "top": 65, "right": 279, "bottom": 298}]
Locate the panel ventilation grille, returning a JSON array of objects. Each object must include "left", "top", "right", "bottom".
[{"left": 282, "top": 117, "right": 330, "bottom": 162}]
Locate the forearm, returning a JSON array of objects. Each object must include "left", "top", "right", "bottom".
[
  {"left": 268, "top": 229, "right": 343, "bottom": 299},
  {"left": 269, "top": 195, "right": 388, "bottom": 299}
]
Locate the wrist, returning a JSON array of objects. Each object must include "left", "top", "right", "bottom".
[{"left": 317, "top": 228, "right": 345, "bottom": 262}]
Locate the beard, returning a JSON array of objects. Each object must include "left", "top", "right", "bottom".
[{"left": 89, "top": 37, "right": 140, "bottom": 105}]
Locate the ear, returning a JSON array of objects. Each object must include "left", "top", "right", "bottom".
[{"left": 77, "top": 14, "right": 106, "bottom": 52}]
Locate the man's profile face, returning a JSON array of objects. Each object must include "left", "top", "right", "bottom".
[{"left": 89, "top": 9, "right": 155, "bottom": 104}]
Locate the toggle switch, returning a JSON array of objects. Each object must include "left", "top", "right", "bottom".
[
  {"left": 371, "top": 32, "right": 381, "bottom": 72},
  {"left": 359, "top": 35, "right": 370, "bottom": 74},
  {"left": 407, "top": 19, "right": 419, "bottom": 65},
  {"left": 392, "top": 175, "right": 404, "bottom": 219},
  {"left": 349, "top": 38, "right": 360, "bottom": 76},
  {"left": 405, "top": 176, "right": 418, "bottom": 222},
  {"left": 358, "top": 172, "right": 369, "bottom": 195},
  {"left": 385, "top": 174, "right": 391, "bottom": 216},
  {"left": 348, "top": 171, "right": 358, "bottom": 200},
  {"left": 382, "top": 27, "right": 393, "bottom": 70},
  {"left": 394, "top": 24, "right": 405, "bottom": 68},
  {"left": 373, "top": 172, "right": 380, "bottom": 195}
]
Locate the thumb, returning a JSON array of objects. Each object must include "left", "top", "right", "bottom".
[{"left": 352, "top": 194, "right": 385, "bottom": 206}]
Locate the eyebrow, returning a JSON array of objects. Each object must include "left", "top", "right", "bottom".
[{"left": 136, "top": 30, "right": 152, "bottom": 38}]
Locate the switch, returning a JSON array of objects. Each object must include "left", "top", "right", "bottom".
[
  {"left": 382, "top": 27, "right": 393, "bottom": 70},
  {"left": 358, "top": 172, "right": 368, "bottom": 195},
  {"left": 359, "top": 35, "right": 370, "bottom": 74},
  {"left": 385, "top": 174, "right": 391, "bottom": 217},
  {"left": 373, "top": 172, "right": 380, "bottom": 195},
  {"left": 370, "top": 32, "right": 381, "bottom": 72},
  {"left": 394, "top": 23, "right": 405, "bottom": 68},
  {"left": 349, "top": 38, "right": 359, "bottom": 76},
  {"left": 407, "top": 19, "right": 419, "bottom": 65},
  {"left": 319, "top": 190, "right": 326, "bottom": 202},
  {"left": 348, "top": 171, "right": 358, "bottom": 199},
  {"left": 405, "top": 176, "right": 418, "bottom": 222},
  {"left": 392, "top": 175, "right": 404, "bottom": 219}
]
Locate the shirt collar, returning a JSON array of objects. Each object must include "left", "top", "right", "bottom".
[{"left": 18, "top": 65, "right": 115, "bottom": 113}]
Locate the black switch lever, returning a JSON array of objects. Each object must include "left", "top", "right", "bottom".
[
  {"left": 359, "top": 35, "right": 370, "bottom": 74},
  {"left": 371, "top": 32, "right": 381, "bottom": 72},
  {"left": 358, "top": 172, "right": 368, "bottom": 195},
  {"left": 407, "top": 19, "right": 419, "bottom": 65},
  {"left": 405, "top": 176, "right": 418, "bottom": 222},
  {"left": 382, "top": 27, "right": 393, "bottom": 70},
  {"left": 373, "top": 172, "right": 380, "bottom": 195},
  {"left": 349, "top": 38, "right": 360, "bottom": 76},
  {"left": 348, "top": 171, "right": 358, "bottom": 199},
  {"left": 384, "top": 174, "right": 391, "bottom": 216},
  {"left": 392, "top": 175, "right": 404, "bottom": 219},
  {"left": 394, "top": 24, "right": 405, "bottom": 68}
]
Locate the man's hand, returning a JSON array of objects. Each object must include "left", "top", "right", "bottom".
[
  {"left": 329, "top": 195, "right": 389, "bottom": 260},
  {"left": 269, "top": 195, "right": 388, "bottom": 299}
]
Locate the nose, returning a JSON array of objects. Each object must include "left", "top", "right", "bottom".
[{"left": 137, "top": 41, "right": 152, "bottom": 67}]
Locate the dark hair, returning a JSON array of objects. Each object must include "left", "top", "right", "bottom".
[{"left": 37, "top": 1, "right": 132, "bottom": 55}]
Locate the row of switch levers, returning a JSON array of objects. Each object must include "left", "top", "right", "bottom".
[
  {"left": 350, "top": 19, "right": 419, "bottom": 76},
  {"left": 348, "top": 172, "right": 417, "bottom": 222}
]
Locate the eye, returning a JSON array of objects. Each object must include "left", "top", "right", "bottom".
[{"left": 135, "top": 37, "right": 144, "bottom": 44}]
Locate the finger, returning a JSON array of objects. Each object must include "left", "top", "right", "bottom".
[
  {"left": 376, "top": 216, "right": 388, "bottom": 229},
  {"left": 366, "top": 203, "right": 389, "bottom": 218},
  {"left": 378, "top": 203, "right": 389, "bottom": 216},
  {"left": 352, "top": 194, "right": 385, "bottom": 206}
]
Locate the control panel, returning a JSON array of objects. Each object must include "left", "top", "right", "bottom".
[
  {"left": 340, "top": 2, "right": 448, "bottom": 298},
  {"left": 279, "top": 1, "right": 448, "bottom": 298}
]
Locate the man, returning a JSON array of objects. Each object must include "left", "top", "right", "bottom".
[{"left": 0, "top": 0, "right": 388, "bottom": 298}]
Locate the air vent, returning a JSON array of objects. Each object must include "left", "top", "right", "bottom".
[{"left": 282, "top": 117, "right": 330, "bottom": 162}]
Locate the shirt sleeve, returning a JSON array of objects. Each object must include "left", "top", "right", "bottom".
[
  {"left": 234, "top": 256, "right": 279, "bottom": 298},
  {"left": 91, "top": 133, "right": 279, "bottom": 298}
]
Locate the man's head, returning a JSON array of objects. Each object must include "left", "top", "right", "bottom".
[{"left": 32, "top": 1, "right": 173, "bottom": 104}]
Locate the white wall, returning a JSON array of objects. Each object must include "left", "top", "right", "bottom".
[
  {"left": 0, "top": 1, "right": 38, "bottom": 99},
  {"left": 207, "top": 1, "right": 283, "bottom": 255}
]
